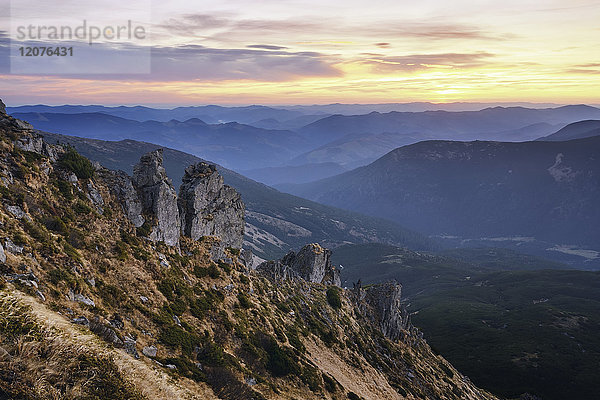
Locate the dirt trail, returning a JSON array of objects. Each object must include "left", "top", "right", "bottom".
[{"left": 13, "top": 290, "right": 217, "bottom": 400}]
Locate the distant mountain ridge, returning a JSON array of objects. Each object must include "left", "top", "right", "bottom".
[
  {"left": 13, "top": 112, "right": 311, "bottom": 171},
  {"left": 538, "top": 120, "right": 600, "bottom": 141},
  {"left": 282, "top": 136, "right": 600, "bottom": 253}
]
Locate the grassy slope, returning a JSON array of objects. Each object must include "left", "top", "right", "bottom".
[{"left": 0, "top": 120, "right": 494, "bottom": 400}]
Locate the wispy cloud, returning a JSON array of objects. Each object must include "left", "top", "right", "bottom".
[
  {"left": 355, "top": 52, "right": 495, "bottom": 72},
  {"left": 247, "top": 44, "right": 288, "bottom": 50}
]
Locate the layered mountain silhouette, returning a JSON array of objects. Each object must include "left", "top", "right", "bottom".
[
  {"left": 281, "top": 136, "right": 600, "bottom": 252},
  {"left": 12, "top": 112, "right": 312, "bottom": 171},
  {"left": 538, "top": 120, "right": 600, "bottom": 141}
]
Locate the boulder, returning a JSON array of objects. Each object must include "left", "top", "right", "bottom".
[
  {"left": 132, "top": 149, "right": 180, "bottom": 246},
  {"left": 178, "top": 162, "right": 244, "bottom": 250},
  {"left": 0, "top": 243, "right": 5, "bottom": 264},
  {"left": 142, "top": 345, "right": 157, "bottom": 357},
  {"left": 4, "top": 238, "right": 24, "bottom": 255}
]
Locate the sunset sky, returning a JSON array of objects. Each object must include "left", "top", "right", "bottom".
[{"left": 1, "top": 0, "right": 599, "bottom": 105}]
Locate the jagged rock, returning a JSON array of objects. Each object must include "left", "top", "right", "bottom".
[
  {"left": 240, "top": 249, "right": 254, "bottom": 269},
  {"left": 178, "top": 162, "right": 244, "bottom": 251},
  {"left": 99, "top": 168, "right": 145, "bottom": 227},
  {"left": 86, "top": 182, "right": 104, "bottom": 212},
  {"left": 352, "top": 280, "right": 411, "bottom": 342},
  {"left": 5, "top": 205, "right": 26, "bottom": 219},
  {"left": 4, "top": 238, "right": 24, "bottom": 255},
  {"left": 35, "top": 290, "right": 46, "bottom": 302},
  {"left": 0, "top": 98, "right": 5, "bottom": 114},
  {"left": 259, "top": 243, "right": 340, "bottom": 286},
  {"left": 124, "top": 336, "right": 139, "bottom": 359},
  {"left": 256, "top": 260, "right": 301, "bottom": 281},
  {"left": 0, "top": 243, "right": 5, "bottom": 264},
  {"left": 142, "top": 345, "right": 157, "bottom": 357},
  {"left": 89, "top": 318, "right": 123, "bottom": 346},
  {"left": 110, "top": 314, "right": 124, "bottom": 329},
  {"left": 13, "top": 130, "right": 59, "bottom": 161},
  {"left": 72, "top": 316, "right": 90, "bottom": 325},
  {"left": 68, "top": 290, "right": 96, "bottom": 307},
  {"left": 4, "top": 272, "right": 37, "bottom": 282},
  {"left": 133, "top": 150, "right": 180, "bottom": 246}
]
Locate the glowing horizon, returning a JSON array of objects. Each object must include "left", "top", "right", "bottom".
[{"left": 1, "top": 0, "right": 599, "bottom": 106}]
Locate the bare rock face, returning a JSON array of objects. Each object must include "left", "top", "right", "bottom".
[
  {"left": 178, "top": 162, "right": 244, "bottom": 250},
  {"left": 0, "top": 99, "right": 5, "bottom": 114},
  {"left": 0, "top": 243, "right": 5, "bottom": 264},
  {"left": 258, "top": 243, "right": 340, "bottom": 286},
  {"left": 352, "top": 280, "right": 411, "bottom": 341},
  {"left": 99, "top": 168, "right": 145, "bottom": 228},
  {"left": 133, "top": 149, "right": 180, "bottom": 246}
]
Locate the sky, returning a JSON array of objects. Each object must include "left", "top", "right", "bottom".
[{"left": 0, "top": 0, "right": 599, "bottom": 105}]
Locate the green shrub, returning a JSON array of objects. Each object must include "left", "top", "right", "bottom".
[
  {"left": 264, "top": 337, "right": 297, "bottom": 377},
  {"left": 44, "top": 216, "right": 68, "bottom": 235},
  {"left": 56, "top": 179, "right": 74, "bottom": 201},
  {"left": 286, "top": 327, "right": 305, "bottom": 353},
  {"left": 159, "top": 357, "right": 205, "bottom": 382},
  {"left": 63, "top": 242, "right": 81, "bottom": 262},
  {"left": 197, "top": 341, "right": 227, "bottom": 366},
  {"left": 23, "top": 221, "right": 49, "bottom": 242},
  {"left": 159, "top": 326, "right": 201, "bottom": 355},
  {"left": 237, "top": 293, "right": 252, "bottom": 309},
  {"left": 12, "top": 232, "right": 27, "bottom": 246},
  {"left": 58, "top": 147, "right": 94, "bottom": 179},
  {"left": 115, "top": 240, "right": 128, "bottom": 261},
  {"left": 73, "top": 200, "right": 92, "bottom": 215},
  {"left": 327, "top": 287, "right": 342, "bottom": 309}
]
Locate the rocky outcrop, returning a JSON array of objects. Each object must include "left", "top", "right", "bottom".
[
  {"left": 0, "top": 98, "right": 5, "bottom": 114},
  {"left": 258, "top": 243, "right": 340, "bottom": 286},
  {"left": 0, "top": 243, "right": 5, "bottom": 264},
  {"left": 352, "top": 280, "right": 412, "bottom": 342},
  {"left": 132, "top": 150, "right": 180, "bottom": 246},
  {"left": 256, "top": 260, "right": 301, "bottom": 281},
  {"left": 99, "top": 169, "right": 145, "bottom": 227},
  {"left": 0, "top": 105, "right": 58, "bottom": 161},
  {"left": 178, "top": 162, "right": 244, "bottom": 252}
]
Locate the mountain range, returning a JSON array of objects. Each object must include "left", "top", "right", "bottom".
[
  {"left": 281, "top": 135, "right": 600, "bottom": 266},
  {"left": 9, "top": 104, "right": 600, "bottom": 185},
  {"left": 13, "top": 112, "right": 311, "bottom": 171}
]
